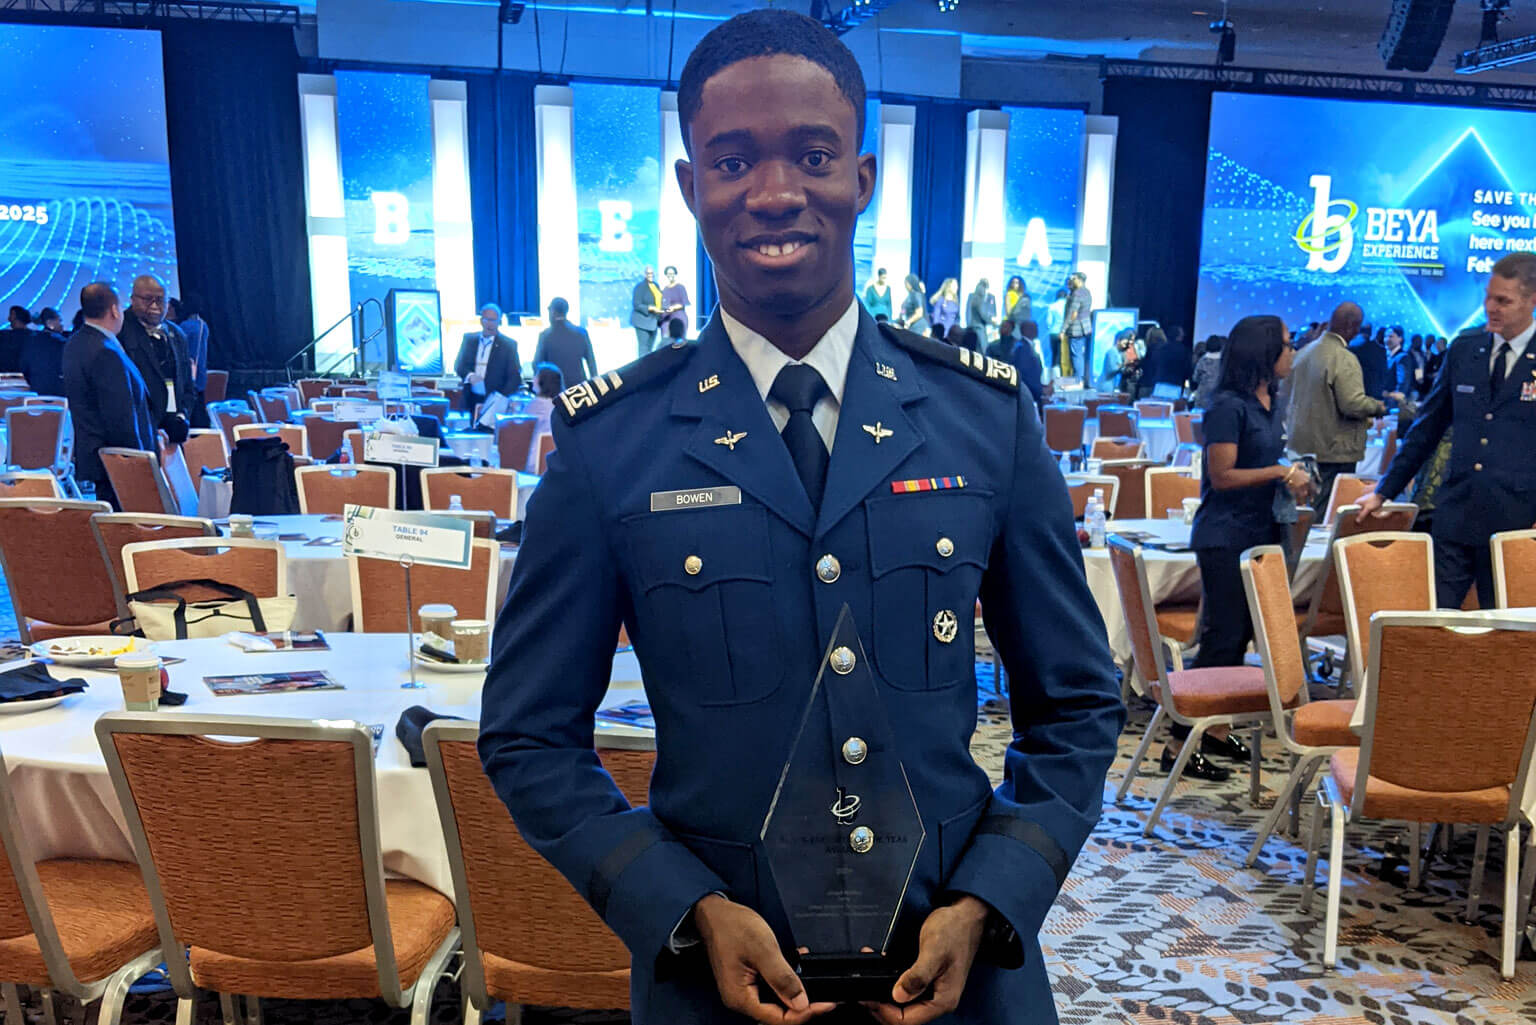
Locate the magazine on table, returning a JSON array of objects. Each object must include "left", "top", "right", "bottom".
[
  {"left": 204, "top": 670, "right": 342, "bottom": 696},
  {"left": 595, "top": 700, "right": 655, "bottom": 730},
  {"left": 226, "top": 631, "right": 330, "bottom": 653}
]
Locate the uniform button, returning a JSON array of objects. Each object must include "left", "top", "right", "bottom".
[
  {"left": 1486, "top": 413, "right": 1495, "bottom": 421},
  {"left": 849, "top": 826, "right": 875, "bottom": 854},
  {"left": 1482, "top": 437, "right": 1489, "bottom": 446},
  {"left": 1475, "top": 463, "right": 1484, "bottom": 471},
  {"left": 935, "top": 537, "right": 954, "bottom": 558},
  {"left": 841, "top": 737, "right": 867, "bottom": 765},
  {"left": 684, "top": 555, "right": 703, "bottom": 575},
  {"left": 816, "top": 554, "right": 841, "bottom": 583},
  {"left": 830, "top": 646, "right": 857, "bottom": 675}
]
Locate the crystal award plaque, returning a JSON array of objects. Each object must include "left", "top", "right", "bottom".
[{"left": 760, "top": 604, "right": 925, "bottom": 1004}]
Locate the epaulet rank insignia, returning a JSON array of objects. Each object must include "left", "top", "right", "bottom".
[
  {"left": 877, "top": 322, "right": 1019, "bottom": 392},
  {"left": 556, "top": 341, "right": 696, "bottom": 425}
]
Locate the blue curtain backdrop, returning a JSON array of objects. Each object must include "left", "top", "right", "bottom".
[
  {"left": 697, "top": 237, "right": 719, "bottom": 334},
  {"left": 466, "top": 72, "right": 540, "bottom": 319},
  {"left": 910, "top": 101, "right": 969, "bottom": 294}
]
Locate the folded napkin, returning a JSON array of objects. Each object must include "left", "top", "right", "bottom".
[
  {"left": 396, "top": 705, "right": 466, "bottom": 768},
  {"left": 0, "top": 663, "right": 86, "bottom": 702}
]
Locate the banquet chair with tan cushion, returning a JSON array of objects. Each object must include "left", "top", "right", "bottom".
[
  {"left": 413, "top": 397, "right": 450, "bottom": 426},
  {"left": 1097, "top": 405, "right": 1138, "bottom": 439},
  {"left": 342, "top": 429, "right": 368, "bottom": 464},
  {"left": 203, "top": 370, "right": 228, "bottom": 404},
  {"left": 180, "top": 429, "right": 229, "bottom": 491},
  {"left": 121, "top": 537, "right": 287, "bottom": 603},
  {"left": 0, "top": 738, "right": 161, "bottom": 1025},
  {"left": 1110, "top": 537, "right": 1285, "bottom": 834},
  {"left": 1334, "top": 532, "right": 1436, "bottom": 683},
  {"left": 421, "top": 468, "right": 518, "bottom": 520},
  {"left": 1241, "top": 545, "right": 1359, "bottom": 867},
  {"left": 1173, "top": 412, "right": 1200, "bottom": 445},
  {"left": 1492, "top": 529, "right": 1536, "bottom": 609},
  {"left": 1304, "top": 613, "right": 1536, "bottom": 978},
  {"left": 0, "top": 393, "right": 37, "bottom": 418},
  {"left": 1089, "top": 436, "right": 1144, "bottom": 462},
  {"left": 1322, "top": 473, "right": 1379, "bottom": 527},
  {"left": 1042, "top": 405, "right": 1087, "bottom": 467},
  {"left": 535, "top": 434, "right": 556, "bottom": 476},
  {"left": 438, "top": 510, "right": 497, "bottom": 540},
  {"left": 425, "top": 723, "right": 651, "bottom": 1021},
  {"left": 295, "top": 466, "right": 396, "bottom": 515},
  {"left": 0, "top": 499, "right": 115, "bottom": 642},
  {"left": 1135, "top": 400, "right": 1173, "bottom": 421},
  {"left": 1099, "top": 459, "right": 1158, "bottom": 520},
  {"left": 252, "top": 392, "right": 293, "bottom": 424},
  {"left": 95, "top": 713, "right": 459, "bottom": 1024},
  {"left": 495, "top": 417, "right": 538, "bottom": 476},
  {"left": 234, "top": 422, "right": 307, "bottom": 458},
  {"left": 1063, "top": 474, "right": 1118, "bottom": 520},
  {"left": 1143, "top": 468, "right": 1199, "bottom": 520},
  {"left": 92, "top": 514, "right": 218, "bottom": 618},
  {"left": 23, "top": 395, "right": 66, "bottom": 408},
  {"left": 347, "top": 539, "right": 497, "bottom": 632},
  {"left": 295, "top": 378, "right": 330, "bottom": 408},
  {"left": 6, "top": 405, "right": 67, "bottom": 473},
  {"left": 1286, "top": 506, "right": 1316, "bottom": 584},
  {"left": 302, "top": 419, "right": 363, "bottom": 463},
  {"left": 0, "top": 471, "right": 62, "bottom": 500},
  {"left": 207, "top": 402, "right": 256, "bottom": 451},
  {"left": 98, "top": 449, "right": 177, "bottom": 515}
]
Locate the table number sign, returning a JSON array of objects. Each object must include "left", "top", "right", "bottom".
[
  {"left": 333, "top": 400, "right": 385, "bottom": 422},
  {"left": 363, "top": 432, "right": 440, "bottom": 468},
  {"left": 341, "top": 505, "right": 473, "bottom": 569}
]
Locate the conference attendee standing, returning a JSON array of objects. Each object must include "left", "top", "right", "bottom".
[
  {"left": 1286, "top": 302, "right": 1386, "bottom": 516},
  {"left": 1140, "top": 326, "right": 1191, "bottom": 396},
  {"left": 1358, "top": 253, "right": 1536, "bottom": 609},
  {"left": 19, "top": 314, "right": 66, "bottom": 397},
  {"left": 862, "top": 267, "right": 893, "bottom": 320},
  {"left": 175, "top": 293, "right": 211, "bottom": 428},
  {"left": 478, "top": 11, "right": 1123, "bottom": 1023},
  {"left": 966, "top": 279, "right": 998, "bottom": 344},
  {"left": 532, "top": 297, "right": 597, "bottom": 390},
  {"left": 1349, "top": 328, "right": 1389, "bottom": 402},
  {"left": 1004, "top": 321, "right": 1046, "bottom": 412},
  {"left": 63, "top": 283, "right": 156, "bottom": 510},
  {"left": 660, "top": 265, "right": 691, "bottom": 338},
  {"left": 117, "top": 274, "right": 193, "bottom": 444},
  {"left": 1003, "top": 275, "right": 1032, "bottom": 333},
  {"left": 1061, "top": 272, "right": 1092, "bottom": 378},
  {"left": 0, "top": 306, "right": 33, "bottom": 374},
  {"left": 899, "top": 272, "right": 929, "bottom": 334},
  {"left": 455, "top": 303, "right": 523, "bottom": 413},
  {"left": 631, "top": 266, "right": 666, "bottom": 356},
  {"left": 929, "top": 277, "right": 960, "bottom": 337}
]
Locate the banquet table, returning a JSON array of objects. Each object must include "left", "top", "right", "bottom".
[
  {"left": 0, "top": 633, "right": 651, "bottom": 899},
  {"left": 196, "top": 467, "right": 541, "bottom": 523},
  {"left": 1082, "top": 518, "right": 1330, "bottom": 664},
  {"left": 1083, "top": 418, "right": 1180, "bottom": 463}
]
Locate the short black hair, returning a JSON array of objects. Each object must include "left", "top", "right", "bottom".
[
  {"left": 677, "top": 9, "right": 866, "bottom": 152},
  {"left": 534, "top": 362, "right": 564, "bottom": 398},
  {"left": 1217, "top": 315, "right": 1286, "bottom": 398},
  {"left": 663, "top": 265, "right": 678, "bottom": 276},
  {"left": 80, "top": 282, "right": 118, "bottom": 320},
  {"left": 7, "top": 306, "right": 30, "bottom": 326}
]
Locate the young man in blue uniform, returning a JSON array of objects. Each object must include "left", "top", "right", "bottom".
[
  {"left": 478, "top": 11, "right": 1123, "bottom": 1024},
  {"left": 1358, "top": 252, "right": 1536, "bottom": 608}
]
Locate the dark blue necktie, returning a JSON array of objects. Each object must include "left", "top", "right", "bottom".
[
  {"left": 769, "top": 363, "right": 830, "bottom": 509},
  {"left": 1491, "top": 340, "right": 1510, "bottom": 399}
]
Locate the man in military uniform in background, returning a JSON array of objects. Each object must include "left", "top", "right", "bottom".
[{"left": 478, "top": 10, "right": 1123, "bottom": 1024}]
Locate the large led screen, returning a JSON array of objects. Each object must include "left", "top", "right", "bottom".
[{"left": 1197, "top": 92, "right": 1536, "bottom": 341}]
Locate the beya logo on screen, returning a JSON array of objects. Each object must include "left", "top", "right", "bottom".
[{"left": 1295, "top": 175, "right": 1357, "bottom": 273}]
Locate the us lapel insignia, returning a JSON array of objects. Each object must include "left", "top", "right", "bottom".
[
  {"left": 875, "top": 362, "right": 898, "bottom": 381},
  {"left": 863, "top": 422, "right": 894, "bottom": 444},
  {"left": 698, "top": 374, "right": 720, "bottom": 393},
  {"left": 714, "top": 430, "right": 747, "bottom": 451}
]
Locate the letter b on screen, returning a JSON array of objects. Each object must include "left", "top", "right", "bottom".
[
  {"left": 599, "top": 200, "right": 634, "bottom": 253},
  {"left": 372, "top": 191, "right": 410, "bottom": 245}
]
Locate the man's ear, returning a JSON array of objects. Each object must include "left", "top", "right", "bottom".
[{"left": 675, "top": 158, "right": 697, "bottom": 220}]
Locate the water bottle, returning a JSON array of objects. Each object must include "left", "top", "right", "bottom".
[
  {"left": 1087, "top": 489, "right": 1107, "bottom": 549},
  {"left": 448, "top": 494, "right": 464, "bottom": 512}
]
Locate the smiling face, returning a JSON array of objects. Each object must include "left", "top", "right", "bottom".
[{"left": 676, "top": 54, "right": 875, "bottom": 336}]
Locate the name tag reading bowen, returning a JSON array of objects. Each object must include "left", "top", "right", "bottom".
[{"left": 650, "top": 486, "right": 743, "bottom": 512}]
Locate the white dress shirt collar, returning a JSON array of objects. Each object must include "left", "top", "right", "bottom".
[
  {"left": 83, "top": 320, "right": 118, "bottom": 344},
  {"left": 1493, "top": 318, "right": 1536, "bottom": 362},
  {"left": 720, "top": 300, "right": 859, "bottom": 407}
]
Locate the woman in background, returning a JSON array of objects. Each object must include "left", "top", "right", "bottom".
[
  {"left": 899, "top": 274, "right": 929, "bottom": 334},
  {"left": 863, "top": 267, "right": 893, "bottom": 320},
  {"left": 1004, "top": 275, "right": 1032, "bottom": 332},
  {"left": 1190, "top": 334, "right": 1225, "bottom": 408},
  {"left": 928, "top": 278, "right": 960, "bottom": 338}
]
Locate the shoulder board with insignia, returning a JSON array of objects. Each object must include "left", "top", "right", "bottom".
[
  {"left": 555, "top": 341, "right": 696, "bottom": 425},
  {"left": 877, "top": 322, "right": 1019, "bottom": 392}
]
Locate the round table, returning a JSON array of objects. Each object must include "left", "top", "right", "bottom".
[
  {"left": 0, "top": 633, "right": 650, "bottom": 898},
  {"left": 1083, "top": 418, "right": 1180, "bottom": 463},
  {"left": 196, "top": 470, "right": 542, "bottom": 523}
]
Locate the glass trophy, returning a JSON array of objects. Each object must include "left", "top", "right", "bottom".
[{"left": 760, "top": 604, "right": 925, "bottom": 1004}]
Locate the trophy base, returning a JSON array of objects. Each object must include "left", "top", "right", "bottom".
[{"left": 789, "top": 953, "right": 908, "bottom": 1005}]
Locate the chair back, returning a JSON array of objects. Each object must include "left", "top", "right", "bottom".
[
  {"left": 253, "top": 392, "right": 292, "bottom": 423},
  {"left": 0, "top": 471, "right": 62, "bottom": 500},
  {"left": 0, "top": 499, "right": 115, "bottom": 641},
  {"left": 421, "top": 469, "right": 518, "bottom": 519},
  {"left": 23, "top": 395, "right": 66, "bottom": 408},
  {"left": 1287, "top": 505, "right": 1316, "bottom": 582},
  {"left": 1492, "top": 530, "right": 1536, "bottom": 609},
  {"left": 1097, "top": 405, "right": 1138, "bottom": 438},
  {"left": 1170, "top": 443, "right": 1200, "bottom": 468},
  {"left": 203, "top": 370, "right": 228, "bottom": 403},
  {"left": 1298, "top": 502, "right": 1419, "bottom": 639},
  {"left": 302, "top": 418, "right": 363, "bottom": 463},
  {"left": 1099, "top": 459, "right": 1158, "bottom": 519},
  {"left": 1242, "top": 545, "right": 1313, "bottom": 733},
  {"left": 95, "top": 714, "right": 412, "bottom": 1002},
  {"left": 1089, "top": 436, "right": 1144, "bottom": 461},
  {"left": 1042, "top": 405, "right": 1087, "bottom": 456},
  {"left": 5, "top": 406, "right": 65, "bottom": 471},
  {"left": 348, "top": 539, "right": 497, "bottom": 632},
  {"left": 1323, "top": 473, "right": 1378, "bottom": 527},
  {"left": 295, "top": 378, "right": 330, "bottom": 407},
  {"left": 0, "top": 392, "right": 38, "bottom": 418},
  {"left": 1135, "top": 400, "right": 1173, "bottom": 420},
  {"left": 1143, "top": 467, "right": 1198, "bottom": 516},
  {"left": 207, "top": 403, "right": 256, "bottom": 450},
  {"left": 1353, "top": 614, "right": 1536, "bottom": 818},
  {"left": 535, "top": 434, "right": 556, "bottom": 475},
  {"left": 99, "top": 448, "right": 177, "bottom": 515},
  {"left": 342, "top": 429, "right": 369, "bottom": 463},
  {"left": 92, "top": 514, "right": 218, "bottom": 616},
  {"left": 438, "top": 510, "right": 497, "bottom": 539},
  {"left": 309, "top": 399, "right": 338, "bottom": 416},
  {"left": 121, "top": 537, "right": 287, "bottom": 602},
  {"left": 234, "top": 422, "right": 307, "bottom": 457},
  {"left": 1334, "top": 532, "right": 1435, "bottom": 678},
  {"left": 181, "top": 429, "right": 229, "bottom": 490},
  {"left": 343, "top": 388, "right": 379, "bottom": 401},
  {"left": 414, "top": 397, "right": 450, "bottom": 426},
  {"left": 1082, "top": 396, "right": 1116, "bottom": 419},
  {"left": 1379, "top": 429, "right": 1398, "bottom": 473},
  {"left": 1063, "top": 474, "right": 1118, "bottom": 520},
  {"left": 495, "top": 417, "right": 539, "bottom": 474},
  {"left": 295, "top": 465, "right": 396, "bottom": 515},
  {"left": 424, "top": 722, "right": 649, "bottom": 1010},
  {"left": 1107, "top": 537, "right": 1171, "bottom": 698},
  {"left": 1173, "top": 411, "right": 1200, "bottom": 445}
]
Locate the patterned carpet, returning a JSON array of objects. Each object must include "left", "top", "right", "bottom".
[{"left": 4, "top": 666, "right": 1536, "bottom": 1023}]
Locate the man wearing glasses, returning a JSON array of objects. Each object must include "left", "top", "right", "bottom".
[{"left": 119, "top": 274, "right": 195, "bottom": 443}]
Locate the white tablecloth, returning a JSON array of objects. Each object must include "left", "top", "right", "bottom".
[
  {"left": 1083, "top": 418, "right": 1180, "bottom": 463},
  {"left": 197, "top": 475, "right": 540, "bottom": 530},
  {"left": 1357, "top": 440, "right": 1386, "bottom": 477},
  {"left": 1082, "top": 518, "right": 1328, "bottom": 664},
  {"left": 0, "top": 634, "right": 649, "bottom": 897}
]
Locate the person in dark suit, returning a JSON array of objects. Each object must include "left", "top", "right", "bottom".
[
  {"left": 477, "top": 12, "right": 1123, "bottom": 1025},
  {"left": 1358, "top": 253, "right": 1536, "bottom": 608},
  {"left": 1004, "top": 320, "right": 1046, "bottom": 413},
  {"left": 454, "top": 303, "right": 524, "bottom": 412},
  {"left": 62, "top": 283, "right": 156, "bottom": 510},
  {"left": 632, "top": 266, "right": 666, "bottom": 357},
  {"left": 532, "top": 297, "right": 598, "bottom": 389},
  {"left": 117, "top": 274, "right": 193, "bottom": 444},
  {"left": 19, "top": 317, "right": 66, "bottom": 397},
  {"left": 174, "top": 293, "right": 212, "bottom": 428},
  {"left": 0, "top": 306, "right": 32, "bottom": 374},
  {"left": 1348, "top": 327, "right": 1389, "bottom": 402}
]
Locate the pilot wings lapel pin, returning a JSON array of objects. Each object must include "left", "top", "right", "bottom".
[{"left": 714, "top": 430, "right": 747, "bottom": 451}]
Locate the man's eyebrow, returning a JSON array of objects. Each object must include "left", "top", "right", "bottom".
[
  {"left": 701, "top": 128, "right": 757, "bottom": 151},
  {"left": 699, "top": 123, "right": 847, "bottom": 151}
]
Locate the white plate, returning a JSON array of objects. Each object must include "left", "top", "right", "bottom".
[
  {"left": 30, "top": 637, "right": 152, "bottom": 667},
  {"left": 412, "top": 652, "right": 487, "bottom": 674},
  {"left": 0, "top": 694, "right": 69, "bottom": 715}
]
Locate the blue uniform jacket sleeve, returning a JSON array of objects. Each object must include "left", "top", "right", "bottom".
[
  {"left": 1378, "top": 345, "right": 1455, "bottom": 499},
  {"left": 947, "top": 386, "right": 1125, "bottom": 949},
  {"left": 478, "top": 419, "right": 727, "bottom": 964}
]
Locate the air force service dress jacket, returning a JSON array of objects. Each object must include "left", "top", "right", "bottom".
[{"left": 478, "top": 309, "right": 1125, "bottom": 1024}]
